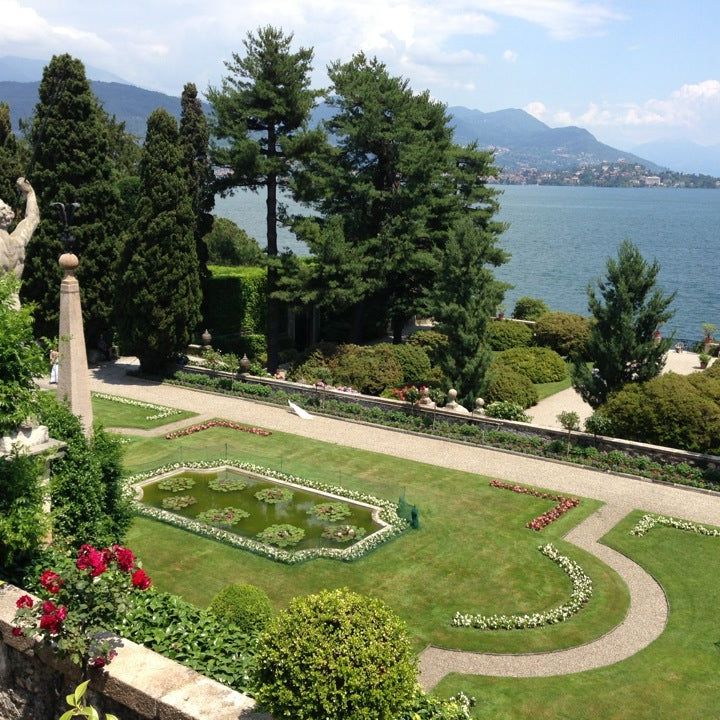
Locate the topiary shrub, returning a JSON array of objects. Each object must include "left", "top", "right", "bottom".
[
  {"left": 407, "top": 330, "right": 449, "bottom": 365},
  {"left": 208, "top": 583, "right": 273, "bottom": 637},
  {"left": 486, "top": 320, "right": 534, "bottom": 351},
  {"left": 534, "top": 312, "right": 591, "bottom": 359},
  {"left": 512, "top": 296, "right": 549, "bottom": 321},
  {"left": 391, "top": 343, "right": 432, "bottom": 385},
  {"left": 485, "top": 369, "right": 538, "bottom": 408},
  {"left": 254, "top": 588, "right": 417, "bottom": 720},
  {"left": 484, "top": 401, "right": 530, "bottom": 422},
  {"left": 492, "top": 347, "right": 568, "bottom": 384}
]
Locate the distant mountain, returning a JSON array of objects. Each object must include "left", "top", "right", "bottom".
[
  {"left": 0, "top": 55, "right": 126, "bottom": 83},
  {"left": 630, "top": 139, "right": 720, "bottom": 177}
]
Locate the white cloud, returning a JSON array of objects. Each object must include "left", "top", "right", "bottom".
[
  {"left": 524, "top": 100, "right": 546, "bottom": 119},
  {"left": 503, "top": 49, "right": 518, "bottom": 63}
]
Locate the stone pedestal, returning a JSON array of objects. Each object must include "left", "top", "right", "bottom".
[{"left": 57, "top": 253, "right": 93, "bottom": 436}]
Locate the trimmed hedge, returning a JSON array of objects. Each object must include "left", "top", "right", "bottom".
[
  {"left": 390, "top": 344, "right": 432, "bottom": 385},
  {"left": 485, "top": 368, "right": 538, "bottom": 408},
  {"left": 534, "top": 312, "right": 591, "bottom": 359},
  {"left": 492, "top": 347, "right": 568, "bottom": 384},
  {"left": 486, "top": 320, "right": 533, "bottom": 351},
  {"left": 208, "top": 583, "right": 274, "bottom": 637}
]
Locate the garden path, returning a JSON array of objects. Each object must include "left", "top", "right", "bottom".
[{"left": 65, "top": 359, "right": 720, "bottom": 687}]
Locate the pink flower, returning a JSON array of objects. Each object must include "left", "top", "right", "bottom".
[
  {"left": 112, "top": 545, "right": 136, "bottom": 572},
  {"left": 131, "top": 568, "right": 151, "bottom": 590},
  {"left": 15, "top": 594, "right": 34, "bottom": 609},
  {"left": 39, "top": 570, "right": 63, "bottom": 594}
]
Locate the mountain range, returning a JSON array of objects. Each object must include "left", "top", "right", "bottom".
[{"left": 0, "top": 54, "right": 679, "bottom": 175}]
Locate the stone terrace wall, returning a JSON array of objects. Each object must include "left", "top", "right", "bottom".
[{"left": 0, "top": 583, "right": 267, "bottom": 720}]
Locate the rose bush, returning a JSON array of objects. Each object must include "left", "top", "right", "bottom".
[
  {"left": 490, "top": 480, "right": 580, "bottom": 531},
  {"left": 164, "top": 419, "right": 271, "bottom": 440}
]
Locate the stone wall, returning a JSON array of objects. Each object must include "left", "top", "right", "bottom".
[{"left": 0, "top": 583, "right": 267, "bottom": 720}]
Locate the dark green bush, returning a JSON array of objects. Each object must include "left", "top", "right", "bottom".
[
  {"left": 512, "top": 296, "right": 549, "bottom": 321},
  {"left": 407, "top": 330, "right": 449, "bottom": 364},
  {"left": 391, "top": 343, "right": 432, "bottom": 384},
  {"left": 255, "top": 588, "right": 417, "bottom": 720},
  {"left": 534, "top": 312, "right": 591, "bottom": 358},
  {"left": 203, "top": 266, "right": 266, "bottom": 339},
  {"left": 492, "top": 347, "right": 568, "bottom": 384},
  {"left": 485, "top": 368, "right": 538, "bottom": 408},
  {"left": 486, "top": 320, "right": 533, "bottom": 351},
  {"left": 204, "top": 217, "right": 264, "bottom": 266},
  {"left": 208, "top": 583, "right": 273, "bottom": 637}
]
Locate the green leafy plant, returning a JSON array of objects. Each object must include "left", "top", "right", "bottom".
[
  {"left": 256, "top": 524, "right": 305, "bottom": 547},
  {"left": 485, "top": 368, "right": 539, "bottom": 408},
  {"left": 207, "top": 583, "right": 273, "bottom": 636},
  {"left": 534, "top": 311, "right": 591, "bottom": 359},
  {"left": 161, "top": 495, "right": 197, "bottom": 510},
  {"left": 157, "top": 476, "right": 195, "bottom": 492},
  {"left": 208, "top": 473, "right": 248, "bottom": 492},
  {"left": 308, "top": 502, "right": 352, "bottom": 522},
  {"left": 196, "top": 507, "right": 250, "bottom": 526},
  {"left": 485, "top": 401, "right": 531, "bottom": 422},
  {"left": 492, "top": 347, "right": 568, "bottom": 384},
  {"left": 486, "top": 319, "right": 534, "bottom": 350},
  {"left": 59, "top": 680, "right": 119, "bottom": 720},
  {"left": 255, "top": 487, "right": 293, "bottom": 504},
  {"left": 322, "top": 524, "right": 367, "bottom": 543}
]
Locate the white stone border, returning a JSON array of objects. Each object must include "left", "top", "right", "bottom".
[{"left": 127, "top": 460, "right": 409, "bottom": 564}]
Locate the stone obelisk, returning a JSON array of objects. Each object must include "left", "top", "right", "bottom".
[{"left": 57, "top": 251, "right": 93, "bottom": 436}]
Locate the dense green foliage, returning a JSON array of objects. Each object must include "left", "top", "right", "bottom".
[
  {"left": 210, "top": 26, "right": 323, "bottom": 372},
  {"left": 254, "top": 588, "right": 417, "bottom": 719},
  {"left": 388, "top": 344, "right": 433, "bottom": 385},
  {"left": 407, "top": 330, "right": 449, "bottom": 365},
  {"left": 484, "top": 401, "right": 531, "bottom": 422},
  {"left": 179, "top": 82, "right": 214, "bottom": 286},
  {"left": 486, "top": 319, "right": 534, "bottom": 351},
  {"left": 36, "top": 392, "right": 132, "bottom": 547},
  {"left": 21, "top": 54, "right": 122, "bottom": 343},
  {"left": 116, "top": 109, "right": 201, "bottom": 373},
  {"left": 208, "top": 583, "right": 274, "bottom": 637},
  {"left": 512, "top": 296, "right": 549, "bottom": 321},
  {"left": 573, "top": 240, "right": 675, "bottom": 407},
  {"left": 599, "top": 372, "right": 720, "bottom": 453},
  {"left": 204, "top": 217, "right": 263, "bottom": 266},
  {"left": 492, "top": 347, "right": 568, "bottom": 384},
  {"left": 0, "top": 275, "right": 47, "bottom": 434},
  {"left": 0, "top": 103, "right": 25, "bottom": 214},
  {"left": 534, "top": 311, "right": 591, "bottom": 358},
  {"left": 484, "top": 368, "right": 539, "bottom": 408}
]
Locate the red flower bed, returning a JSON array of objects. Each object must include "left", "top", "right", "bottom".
[
  {"left": 490, "top": 479, "right": 579, "bottom": 531},
  {"left": 165, "top": 420, "right": 271, "bottom": 440}
]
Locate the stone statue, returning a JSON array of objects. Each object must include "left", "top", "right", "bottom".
[{"left": 0, "top": 177, "right": 40, "bottom": 288}]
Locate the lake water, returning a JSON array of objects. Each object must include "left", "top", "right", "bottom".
[{"left": 215, "top": 185, "right": 720, "bottom": 341}]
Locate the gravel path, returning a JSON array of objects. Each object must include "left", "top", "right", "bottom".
[{"left": 72, "top": 360, "right": 720, "bottom": 687}]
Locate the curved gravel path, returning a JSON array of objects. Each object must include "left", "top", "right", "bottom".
[{"left": 62, "top": 360, "right": 720, "bottom": 686}]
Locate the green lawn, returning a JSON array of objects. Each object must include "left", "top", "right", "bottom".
[
  {"left": 124, "top": 426, "right": 629, "bottom": 655},
  {"left": 534, "top": 375, "right": 573, "bottom": 401},
  {"left": 92, "top": 395, "right": 196, "bottom": 430},
  {"left": 434, "top": 511, "right": 720, "bottom": 719}
]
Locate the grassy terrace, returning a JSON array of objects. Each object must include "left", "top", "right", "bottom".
[
  {"left": 435, "top": 512, "right": 720, "bottom": 719},
  {"left": 92, "top": 394, "right": 196, "bottom": 430}
]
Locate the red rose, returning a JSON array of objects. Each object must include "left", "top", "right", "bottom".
[
  {"left": 15, "top": 594, "right": 34, "bottom": 609},
  {"left": 112, "top": 545, "right": 136, "bottom": 572},
  {"left": 131, "top": 568, "right": 151, "bottom": 590},
  {"left": 91, "top": 656, "right": 106, "bottom": 668},
  {"left": 39, "top": 570, "right": 63, "bottom": 594},
  {"left": 101, "top": 547, "right": 115, "bottom": 565},
  {"left": 77, "top": 544, "right": 108, "bottom": 576},
  {"left": 11, "top": 627, "right": 23, "bottom": 637},
  {"left": 41, "top": 600, "right": 57, "bottom": 614}
]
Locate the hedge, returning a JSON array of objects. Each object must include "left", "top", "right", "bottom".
[
  {"left": 534, "top": 312, "right": 591, "bottom": 359},
  {"left": 485, "top": 369, "right": 538, "bottom": 408},
  {"left": 208, "top": 583, "right": 274, "bottom": 637},
  {"left": 486, "top": 320, "right": 533, "bottom": 351},
  {"left": 492, "top": 347, "right": 568, "bottom": 384}
]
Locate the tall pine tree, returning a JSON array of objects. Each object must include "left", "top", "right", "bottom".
[
  {"left": 115, "top": 109, "right": 201, "bottom": 373},
  {"left": 208, "top": 26, "right": 323, "bottom": 372},
  {"left": 179, "top": 82, "right": 214, "bottom": 288},
  {"left": 20, "top": 54, "right": 122, "bottom": 343}
]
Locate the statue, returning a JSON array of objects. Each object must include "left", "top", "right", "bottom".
[{"left": 0, "top": 177, "right": 40, "bottom": 305}]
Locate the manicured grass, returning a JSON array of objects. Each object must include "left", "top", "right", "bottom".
[
  {"left": 434, "top": 511, "right": 720, "bottom": 719},
  {"left": 92, "top": 395, "right": 196, "bottom": 430},
  {"left": 124, "top": 425, "right": 629, "bottom": 655},
  {"left": 534, "top": 375, "right": 573, "bottom": 401}
]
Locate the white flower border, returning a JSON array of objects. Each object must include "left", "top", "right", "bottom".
[
  {"left": 92, "top": 392, "right": 183, "bottom": 421},
  {"left": 126, "top": 460, "right": 409, "bottom": 564},
  {"left": 631, "top": 513, "right": 720, "bottom": 538},
  {"left": 452, "top": 543, "right": 593, "bottom": 630}
]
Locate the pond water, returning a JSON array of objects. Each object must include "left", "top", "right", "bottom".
[{"left": 140, "top": 468, "right": 381, "bottom": 550}]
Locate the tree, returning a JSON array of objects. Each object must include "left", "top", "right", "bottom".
[
  {"left": 0, "top": 103, "right": 26, "bottom": 217},
  {"left": 209, "top": 26, "right": 323, "bottom": 372},
  {"left": 572, "top": 240, "right": 675, "bottom": 407},
  {"left": 431, "top": 218, "right": 507, "bottom": 407},
  {"left": 115, "top": 108, "right": 201, "bottom": 373},
  {"left": 204, "top": 216, "right": 263, "bottom": 266},
  {"left": 180, "top": 82, "right": 214, "bottom": 286},
  {"left": 20, "top": 54, "right": 122, "bottom": 344}
]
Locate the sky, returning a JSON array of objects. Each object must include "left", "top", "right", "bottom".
[{"left": 1, "top": 0, "right": 719, "bottom": 150}]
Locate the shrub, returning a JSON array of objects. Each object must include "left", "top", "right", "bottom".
[
  {"left": 534, "top": 312, "right": 591, "bottom": 358},
  {"left": 391, "top": 343, "right": 432, "bottom": 384},
  {"left": 584, "top": 413, "right": 614, "bottom": 437},
  {"left": 204, "top": 217, "right": 264, "bottom": 266},
  {"left": 208, "top": 583, "right": 273, "bottom": 637},
  {"left": 485, "top": 401, "right": 531, "bottom": 422},
  {"left": 486, "top": 320, "right": 533, "bottom": 351},
  {"left": 485, "top": 369, "right": 538, "bottom": 408},
  {"left": 492, "top": 347, "right": 568, "bottom": 384},
  {"left": 203, "top": 266, "right": 266, "bottom": 340},
  {"left": 512, "top": 296, "right": 549, "bottom": 321},
  {"left": 332, "top": 344, "right": 404, "bottom": 394},
  {"left": 407, "top": 330, "right": 449, "bottom": 364},
  {"left": 254, "top": 588, "right": 417, "bottom": 720}
]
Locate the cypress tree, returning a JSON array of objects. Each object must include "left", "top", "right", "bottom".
[
  {"left": 179, "top": 82, "right": 214, "bottom": 287},
  {"left": 0, "top": 103, "right": 25, "bottom": 215},
  {"left": 115, "top": 108, "right": 201, "bottom": 373},
  {"left": 20, "top": 54, "right": 122, "bottom": 343}
]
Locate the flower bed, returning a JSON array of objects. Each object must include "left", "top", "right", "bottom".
[
  {"left": 127, "top": 460, "right": 408, "bottom": 564},
  {"left": 92, "top": 392, "right": 182, "bottom": 421},
  {"left": 490, "top": 480, "right": 580, "bottom": 531},
  {"left": 452, "top": 543, "right": 593, "bottom": 630},
  {"left": 631, "top": 513, "right": 720, "bottom": 537},
  {"left": 164, "top": 420, "right": 271, "bottom": 440}
]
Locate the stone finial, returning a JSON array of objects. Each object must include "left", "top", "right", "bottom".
[
  {"left": 417, "top": 385, "right": 435, "bottom": 408},
  {"left": 475, "top": 397, "right": 485, "bottom": 415},
  {"left": 201, "top": 329, "right": 212, "bottom": 347},
  {"left": 59, "top": 252, "right": 79, "bottom": 274},
  {"left": 446, "top": 388, "right": 458, "bottom": 409},
  {"left": 240, "top": 353, "right": 251, "bottom": 373}
]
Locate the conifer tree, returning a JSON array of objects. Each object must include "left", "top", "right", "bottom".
[
  {"left": 208, "top": 26, "right": 323, "bottom": 372},
  {"left": 115, "top": 109, "right": 201, "bottom": 373},
  {"left": 20, "top": 54, "right": 122, "bottom": 343},
  {"left": 0, "top": 103, "right": 25, "bottom": 214},
  {"left": 573, "top": 240, "right": 676, "bottom": 408},
  {"left": 180, "top": 82, "right": 213, "bottom": 286}
]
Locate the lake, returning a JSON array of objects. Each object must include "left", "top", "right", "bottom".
[{"left": 215, "top": 185, "right": 720, "bottom": 341}]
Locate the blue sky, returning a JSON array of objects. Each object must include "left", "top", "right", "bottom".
[{"left": 1, "top": 0, "right": 718, "bottom": 148}]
